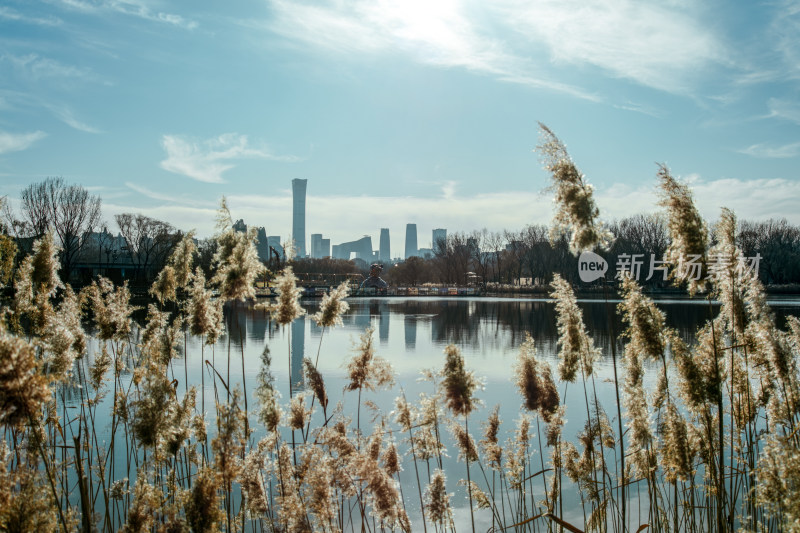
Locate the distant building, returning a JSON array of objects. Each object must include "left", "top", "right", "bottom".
[
  {"left": 432, "top": 228, "right": 447, "bottom": 254},
  {"left": 404, "top": 223, "right": 418, "bottom": 259},
  {"left": 310, "top": 233, "right": 332, "bottom": 258},
  {"left": 311, "top": 233, "right": 322, "bottom": 258},
  {"left": 267, "top": 236, "right": 285, "bottom": 261},
  {"left": 418, "top": 248, "right": 434, "bottom": 259},
  {"left": 332, "top": 236, "right": 373, "bottom": 261},
  {"left": 379, "top": 228, "right": 390, "bottom": 262},
  {"left": 292, "top": 178, "right": 307, "bottom": 258},
  {"left": 255, "top": 227, "right": 270, "bottom": 263},
  {"left": 232, "top": 219, "right": 247, "bottom": 233}
]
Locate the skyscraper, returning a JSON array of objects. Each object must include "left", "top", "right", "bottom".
[
  {"left": 292, "top": 178, "right": 307, "bottom": 258},
  {"left": 404, "top": 223, "right": 418, "bottom": 259},
  {"left": 432, "top": 228, "right": 447, "bottom": 254},
  {"left": 310, "top": 233, "right": 322, "bottom": 258},
  {"left": 379, "top": 228, "right": 390, "bottom": 262}
]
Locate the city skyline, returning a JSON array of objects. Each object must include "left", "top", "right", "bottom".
[{"left": 1, "top": 1, "right": 799, "bottom": 244}]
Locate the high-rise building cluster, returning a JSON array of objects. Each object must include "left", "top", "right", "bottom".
[{"left": 288, "top": 179, "right": 444, "bottom": 263}]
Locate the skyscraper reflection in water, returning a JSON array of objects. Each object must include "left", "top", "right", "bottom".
[{"left": 291, "top": 315, "right": 305, "bottom": 393}]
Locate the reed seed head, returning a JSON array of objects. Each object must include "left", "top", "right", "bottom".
[
  {"left": 311, "top": 281, "right": 349, "bottom": 328},
  {"left": 441, "top": 344, "right": 479, "bottom": 417},
  {"left": 537, "top": 123, "right": 613, "bottom": 254}
]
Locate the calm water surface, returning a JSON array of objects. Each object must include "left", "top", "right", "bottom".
[{"left": 81, "top": 296, "right": 800, "bottom": 529}]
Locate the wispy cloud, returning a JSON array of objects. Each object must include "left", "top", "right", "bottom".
[
  {"left": 46, "top": 105, "right": 102, "bottom": 133},
  {"left": 595, "top": 177, "right": 800, "bottom": 224},
  {"left": 493, "top": 0, "right": 728, "bottom": 94},
  {"left": 0, "top": 6, "right": 62, "bottom": 26},
  {"left": 160, "top": 133, "right": 300, "bottom": 183},
  {"left": 265, "top": 0, "right": 599, "bottom": 100},
  {"left": 264, "top": 0, "right": 729, "bottom": 99},
  {"left": 767, "top": 97, "right": 800, "bottom": 124},
  {"left": 0, "top": 130, "right": 47, "bottom": 154},
  {"left": 2, "top": 53, "right": 99, "bottom": 83},
  {"left": 738, "top": 142, "right": 800, "bottom": 159},
  {"left": 125, "top": 181, "right": 216, "bottom": 207},
  {"left": 771, "top": 0, "right": 800, "bottom": 79},
  {"left": 57, "top": 0, "right": 197, "bottom": 29}
]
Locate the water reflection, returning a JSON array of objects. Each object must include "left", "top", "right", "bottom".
[{"left": 291, "top": 315, "right": 305, "bottom": 392}]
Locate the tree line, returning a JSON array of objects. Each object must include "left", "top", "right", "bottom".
[
  {"left": 383, "top": 213, "right": 800, "bottom": 289},
  {"left": 3, "top": 177, "right": 800, "bottom": 291}
]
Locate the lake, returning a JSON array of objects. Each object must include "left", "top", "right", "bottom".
[{"left": 75, "top": 295, "right": 800, "bottom": 531}]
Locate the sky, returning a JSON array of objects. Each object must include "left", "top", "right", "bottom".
[{"left": 1, "top": 0, "right": 799, "bottom": 255}]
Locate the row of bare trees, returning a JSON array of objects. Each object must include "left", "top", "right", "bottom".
[
  {"left": 2, "top": 178, "right": 183, "bottom": 285},
  {"left": 381, "top": 213, "right": 800, "bottom": 288},
  {"left": 5, "top": 178, "right": 800, "bottom": 289}
]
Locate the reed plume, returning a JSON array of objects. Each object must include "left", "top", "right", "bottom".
[
  {"left": 424, "top": 469, "right": 453, "bottom": 527},
  {"left": 84, "top": 276, "right": 135, "bottom": 341},
  {"left": 211, "top": 198, "right": 265, "bottom": 301},
  {"left": 345, "top": 327, "right": 394, "bottom": 393},
  {"left": 184, "top": 467, "right": 223, "bottom": 533},
  {"left": 537, "top": 123, "right": 612, "bottom": 254},
  {"left": 265, "top": 266, "right": 305, "bottom": 326},
  {"left": 311, "top": 281, "right": 349, "bottom": 328},
  {"left": 441, "top": 344, "right": 479, "bottom": 417},
  {"left": 186, "top": 267, "right": 225, "bottom": 344},
  {"left": 303, "top": 357, "right": 328, "bottom": 412},
  {"left": 657, "top": 163, "right": 708, "bottom": 295},
  {"left": 513, "top": 333, "right": 560, "bottom": 421},
  {"left": 0, "top": 328, "right": 49, "bottom": 427},
  {"left": 550, "top": 274, "right": 598, "bottom": 381},
  {"left": 149, "top": 264, "right": 177, "bottom": 304},
  {"left": 168, "top": 231, "right": 196, "bottom": 290}
]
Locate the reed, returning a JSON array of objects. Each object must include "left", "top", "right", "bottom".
[{"left": 1, "top": 140, "right": 799, "bottom": 533}]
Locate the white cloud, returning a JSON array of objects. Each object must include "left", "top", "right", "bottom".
[
  {"left": 265, "top": 0, "right": 728, "bottom": 98},
  {"left": 125, "top": 181, "right": 216, "bottom": 207},
  {"left": 771, "top": 0, "right": 800, "bottom": 79},
  {"left": 0, "top": 6, "right": 62, "bottom": 26},
  {"left": 57, "top": 0, "right": 197, "bottom": 29},
  {"left": 3, "top": 53, "right": 98, "bottom": 82},
  {"left": 47, "top": 105, "right": 102, "bottom": 133},
  {"left": 594, "top": 177, "right": 800, "bottom": 225},
  {"left": 159, "top": 133, "right": 300, "bottom": 183},
  {"left": 493, "top": 0, "right": 727, "bottom": 93},
  {"left": 0, "top": 130, "right": 47, "bottom": 154},
  {"left": 738, "top": 142, "right": 800, "bottom": 159},
  {"left": 767, "top": 98, "right": 800, "bottom": 124},
  {"left": 265, "top": 0, "right": 599, "bottom": 100}
]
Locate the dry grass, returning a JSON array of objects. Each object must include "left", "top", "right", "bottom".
[{"left": 1, "top": 145, "right": 799, "bottom": 532}]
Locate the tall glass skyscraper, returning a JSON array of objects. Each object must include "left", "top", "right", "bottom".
[
  {"left": 404, "top": 223, "right": 417, "bottom": 259},
  {"left": 379, "top": 228, "right": 390, "bottom": 262},
  {"left": 292, "top": 178, "right": 307, "bottom": 258}
]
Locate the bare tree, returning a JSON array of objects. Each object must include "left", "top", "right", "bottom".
[
  {"left": 738, "top": 218, "right": 800, "bottom": 284},
  {"left": 115, "top": 213, "right": 180, "bottom": 281},
  {"left": 485, "top": 230, "right": 507, "bottom": 283},
  {"left": 433, "top": 232, "right": 473, "bottom": 285},
  {"left": 388, "top": 256, "right": 428, "bottom": 286},
  {"left": 469, "top": 229, "right": 494, "bottom": 285},
  {"left": 19, "top": 177, "right": 102, "bottom": 280}
]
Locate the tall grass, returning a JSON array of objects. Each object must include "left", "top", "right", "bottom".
[{"left": 1, "top": 146, "right": 799, "bottom": 532}]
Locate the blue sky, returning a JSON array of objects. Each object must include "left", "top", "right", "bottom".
[{"left": 1, "top": 0, "right": 799, "bottom": 253}]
